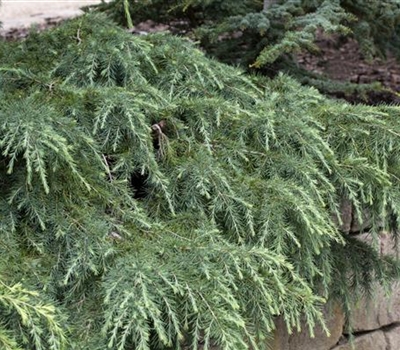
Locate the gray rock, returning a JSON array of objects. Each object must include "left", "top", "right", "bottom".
[
  {"left": 332, "top": 197, "right": 352, "bottom": 233},
  {"left": 349, "top": 232, "right": 400, "bottom": 332},
  {"left": 331, "top": 198, "right": 373, "bottom": 233},
  {"left": 271, "top": 231, "right": 400, "bottom": 350},
  {"left": 270, "top": 303, "right": 344, "bottom": 350},
  {"left": 378, "top": 231, "right": 399, "bottom": 257},
  {"left": 331, "top": 330, "right": 386, "bottom": 350},
  {"left": 349, "top": 284, "right": 400, "bottom": 332},
  {"left": 384, "top": 324, "right": 400, "bottom": 350}
]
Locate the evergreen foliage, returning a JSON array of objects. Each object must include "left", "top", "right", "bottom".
[
  {"left": 1, "top": 13, "right": 400, "bottom": 349},
  {"left": 97, "top": 0, "right": 400, "bottom": 64},
  {"left": 95, "top": 0, "right": 400, "bottom": 100}
]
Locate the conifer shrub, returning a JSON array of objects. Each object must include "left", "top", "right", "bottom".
[
  {"left": 97, "top": 0, "right": 400, "bottom": 64},
  {"left": 95, "top": 0, "right": 400, "bottom": 101},
  {"left": 1, "top": 13, "right": 400, "bottom": 349}
]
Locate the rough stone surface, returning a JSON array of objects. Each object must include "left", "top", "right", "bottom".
[
  {"left": 332, "top": 198, "right": 374, "bottom": 233},
  {"left": 271, "top": 317, "right": 289, "bottom": 350},
  {"left": 348, "top": 233, "right": 400, "bottom": 332},
  {"left": 333, "top": 198, "right": 352, "bottom": 233},
  {"left": 379, "top": 231, "right": 399, "bottom": 257},
  {"left": 348, "top": 284, "right": 400, "bottom": 333},
  {"left": 331, "top": 330, "right": 386, "bottom": 350},
  {"left": 378, "top": 285, "right": 400, "bottom": 328},
  {"left": 355, "top": 231, "right": 399, "bottom": 257},
  {"left": 384, "top": 324, "right": 400, "bottom": 350},
  {"left": 271, "top": 304, "right": 344, "bottom": 350},
  {"left": 270, "top": 230, "right": 400, "bottom": 350}
]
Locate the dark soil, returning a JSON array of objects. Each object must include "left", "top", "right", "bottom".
[{"left": 297, "top": 34, "right": 400, "bottom": 105}]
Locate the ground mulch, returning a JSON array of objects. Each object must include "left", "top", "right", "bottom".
[{"left": 298, "top": 34, "right": 400, "bottom": 104}]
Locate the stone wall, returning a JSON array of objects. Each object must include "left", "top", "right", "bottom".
[
  {"left": 271, "top": 231, "right": 400, "bottom": 350},
  {"left": 271, "top": 304, "right": 345, "bottom": 350}
]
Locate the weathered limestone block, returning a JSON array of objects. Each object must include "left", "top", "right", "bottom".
[
  {"left": 270, "top": 232, "right": 400, "bottom": 350},
  {"left": 349, "top": 232, "right": 400, "bottom": 332},
  {"left": 332, "top": 324, "right": 400, "bottom": 350},
  {"left": 356, "top": 231, "right": 399, "bottom": 257},
  {"left": 348, "top": 284, "right": 400, "bottom": 332},
  {"left": 270, "top": 303, "right": 344, "bottom": 350},
  {"left": 354, "top": 231, "right": 400, "bottom": 262},
  {"left": 379, "top": 231, "right": 399, "bottom": 257},
  {"left": 270, "top": 316, "right": 289, "bottom": 350},
  {"left": 331, "top": 330, "right": 386, "bottom": 350},
  {"left": 332, "top": 198, "right": 374, "bottom": 233},
  {"left": 378, "top": 286, "right": 400, "bottom": 328},
  {"left": 333, "top": 197, "right": 352, "bottom": 233},
  {"left": 384, "top": 324, "right": 400, "bottom": 350}
]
